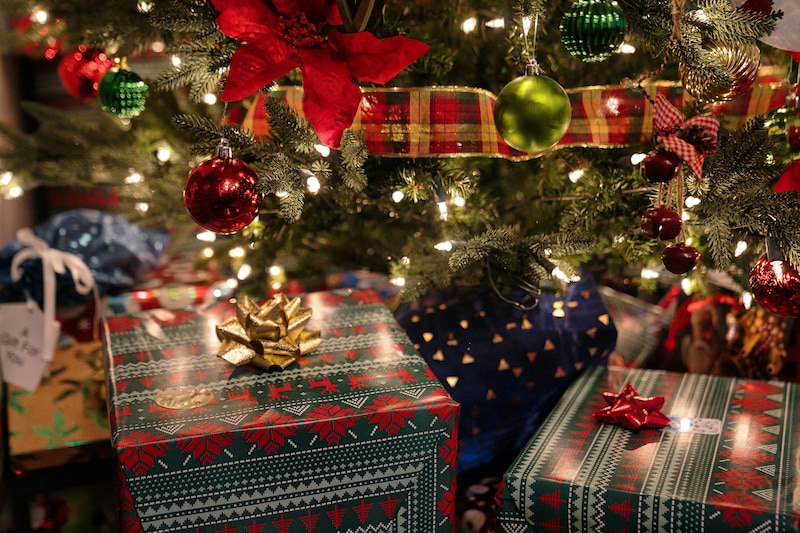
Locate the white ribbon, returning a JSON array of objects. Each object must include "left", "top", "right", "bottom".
[{"left": 10, "top": 228, "right": 99, "bottom": 358}]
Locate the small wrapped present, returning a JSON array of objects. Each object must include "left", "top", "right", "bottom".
[
  {"left": 396, "top": 268, "right": 616, "bottom": 473},
  {"left": 103, "top": 289, "right": 458, "bottom": 533},
  {"left": 496, "top": 365, "right": 800, "bottom": 532}
]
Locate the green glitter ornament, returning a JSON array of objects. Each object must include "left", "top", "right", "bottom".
[
  {"left": 764, "top": 88, "right": 800, "bottom": 164},
  {"left": 98, "top": 66, "right": 148, "bottom": 118},
  {"left": 560, "top": 0, "right": 627, "bottom": 62},
  {"left": 494, "top": 65, "right": 572, "bottom": 154}
]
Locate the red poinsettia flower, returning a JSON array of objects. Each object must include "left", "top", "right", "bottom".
[{"left": 211, "top": 0, "right": 430, "bottom": 148}]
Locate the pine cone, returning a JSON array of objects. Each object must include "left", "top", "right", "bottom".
[{"left": 677, "top": 124, "right": 718, "bottom": 156}]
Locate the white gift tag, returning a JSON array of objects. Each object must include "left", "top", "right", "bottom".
[{"left": 0, "top": 301, "right": 59, "bottom": 391}]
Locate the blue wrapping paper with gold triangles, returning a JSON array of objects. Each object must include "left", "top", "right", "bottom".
[
  {"left": 102, "top": 289, "right": 459, "bottom": 533},
  {"left": 396, "top": 269, "right": 616, "bottom": 473}
]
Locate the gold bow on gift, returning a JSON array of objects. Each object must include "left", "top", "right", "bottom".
[{"left": 216, "top": 293, "right": 322, "bottom": 371}]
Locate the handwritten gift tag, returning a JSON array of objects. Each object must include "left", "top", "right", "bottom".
[{"left": 0, "top": 301, "right": 60, "bottom": 391}]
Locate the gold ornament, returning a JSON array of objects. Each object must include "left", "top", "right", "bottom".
[
  {"left": 216, "top": 293, "right": 322, "bottom": 371},
  {"left": 678, "top": 41, "right": 760, "bottom": 103}
]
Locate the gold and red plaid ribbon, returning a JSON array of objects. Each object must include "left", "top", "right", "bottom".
[
  {"left": 227, "top": 82, "right": 792, "bottom": 161},
  {"left": 653, "top": 92, "right": 720, "bottom": 180}
]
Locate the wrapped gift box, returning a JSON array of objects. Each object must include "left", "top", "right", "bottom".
[
  {"left": 496, "top": 365, "right": 800, "bottom": 532},
  {"left": 103, "top": 289, "right": 459, "bottom": 533},
  {"left": 397, "top": 270, "right": 616, "bottom": 473}
]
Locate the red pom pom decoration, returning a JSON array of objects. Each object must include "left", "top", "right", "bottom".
[
  {"left": 749, "top": 253, "right": 800, "bottom": 317},
  {"left": 641, "top": 206, "right": 682, "bottom": 240},
  {"left": 661, "top": 243, "right": 699, "bottom": 275},
  {"left": 183, "top": 139, "right": 263, "bottom": 234},
  {"left": 57, "top": 46, "right": 115, "bottom": 101}
]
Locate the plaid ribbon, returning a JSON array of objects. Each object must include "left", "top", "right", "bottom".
[
  {"left": 653, "top": 92, "right": 720, "bottom": 180},
  {"left": 227, "top": 82, "right": 793, "bottom": 161}
]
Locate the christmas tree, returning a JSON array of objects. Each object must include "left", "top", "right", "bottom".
[{"left": 0, "top": 0, "right": 799, "bottom": 314}]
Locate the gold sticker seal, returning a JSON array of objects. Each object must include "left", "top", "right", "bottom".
[{"left": 154, "top": 386, "right": 214, "bottom": 410}]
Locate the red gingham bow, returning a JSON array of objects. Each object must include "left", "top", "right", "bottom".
[{"left": 653, "top": 93, "right": 720, "bottom": 180}]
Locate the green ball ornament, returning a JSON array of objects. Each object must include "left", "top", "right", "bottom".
[
  {"left": 764, "top": 91, "right": 800, "bottom": 164},
  {"left": 98, "top": 67, "right": 148, "bottom": 118},
  {"left": 494, "top": 73, "right": 572, "bottom": 154},
  {"left": 560, "top": 0, "right": 627, "bottom": 62}
]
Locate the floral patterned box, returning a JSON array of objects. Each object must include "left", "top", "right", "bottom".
[
  {"left": 496, "top": 365, "right": 800, "bottom": 532},
  {"left": 102, "top": 289, "right": 459, "bottom": 533}
]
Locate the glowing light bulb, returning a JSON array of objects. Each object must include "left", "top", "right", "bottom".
[
  {"left": 201, "top": 247, "right": 214, "bottom": 258},
  {"left": 229, "top": 246, "right": 246, "bottom": 259},
  {"left": 392, "top": 190, "right": 405, "bottom": 203},
  {"left": 461, "top": 17, "right": 478, "bottom": 33},
  {"left": 568, "top": 169, "right": 584, "bottom": 183},
  {"left": 171, "top": 55, "right": 182, "bottom": 68},
  {"left": 734, "top": 241, "right": 748, "bottom": 257},
  {"left": 437, "top": 201, "right": 448, "bottom": 221},
  {"left": 157, "top": 146, "right": 172, "bottom": 163},
  {"left": 6, "top": 186, "right": 23, "bottom": 199},
  {"left": 314, "top": 144, "right": 331, "bottom": 157},
  {"left": 269, "top": 265, "right": 284, "bottom": 277},
  {"left": 641, "top": 268, "right": 660, "bottom": 280},
  {"left": 196, "top": 231, "right": 216, "bottom": 242},
  {"left": 33, "top": 9, "right": 47, "bottom": 24},
  {"left": 390, "top": 277, "right": 407, "bottom": 287},
  {"left": 630, "top": 153, "right": 646, "bottom": 165},
  {"left": 1, "top": 171, "right": 13, "bottom": 186},
  {"left": 685, "top": 196, "right": 701, "bottom": 208},
  {"left": 486, "top": 17, "right": 505, "bottom": 29},
  {"left": 203, "top": 93, "right": 218, "bottom": 105},
  {"left": 237, "top": 263, "right": 252, "bottom": 280},
  {"left": 435, "top": 241, "right": 453, "bottom": 252},
  {"left": 618, "top": 43, "right": 636, "bottom": 54},
  {"left": 306, "top": 175, "right": 321, "bottom": 194}
]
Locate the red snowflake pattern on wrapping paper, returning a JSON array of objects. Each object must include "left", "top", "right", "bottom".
[
  {"left": 715, "top": 468, "right": 772, "bottom": 491},
  {"left": 175, "top": 422, "right": 235, "bottom": 464},
  {"left": 711, "top": 493, "right": 769, "bottom": 529},
  {"left": 438, "top": 431, "right": 458, "bottom": 470},
  {"left": 117, "top": 431, "right": 170, "bottom": 475},
  {"left": 730, "top": 395, "right": 780, "bottom": 412},
  {"left": 726, "top": 411, "right": 780, "bottom": 429},
  {"left": 151, "top": 309, "right": 196, "bottom": 326},
  {"left": 438, "top": 477, "right": 457, "bottom": 521},
  {"left": 424, "top": 387, "right": 458, "bottom": 423},
  {"left": 107, "top": 315, "right": 144, "bottom": 333},
  {"left": 364, "top": 394, "right": 416, "bottom": 435},
  {"left": 305, "top": 403, "right": 358, "bottom": 445},
  {"left": 739, "top": 381, "right": 783, "bottom": 396},
  {"left": 349, "top": 290, "right": 383, "bottom": 304},
  {"left": 242, "top": 410, "right": 299, "bottom": 454},
  {"left": 718, "top": 448, "right": 775, "bottom": 467}
]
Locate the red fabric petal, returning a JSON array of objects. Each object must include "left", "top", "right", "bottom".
[
  {"left": 222, "top": 43, "right": 299, "bottom": 102},
  {"left": 212, "top": 0, "right": 277, "bottom": 41},
  {"left": 327, "top": 3, "right": 343, "bottom": 26},
  {"left": 326, "top": 31, "right": 430, "bottom": 84},
  {"left": 299, "top": 48, "right": 363, "bottom": 148},
  {"left": 788, "top": 50, "right": 800, "bottom": 63},
  {"left": 774, "top": 160, "right": 800, "bottom": 193},
  {"left": 271, "top": 0, "right": 334, "bottom": 22}
]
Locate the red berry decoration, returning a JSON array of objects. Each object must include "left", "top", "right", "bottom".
[
  {"left": 661, "top": 243, "right": 699, "bottom": 275},
  {"left": 183, "top": 139, "right": 263, "bottom": 234},
  {"left": 749, "top": 254, "right": 800, "bottom": 317},
  {"left": 57, "top": 45, "right": 115, "bottom": 101},
  {"left": 641, "top": 149, "right": 682, "bottom": 183},
  {"left": 641, "top": 206, "right": 682, "bottom": 240}
]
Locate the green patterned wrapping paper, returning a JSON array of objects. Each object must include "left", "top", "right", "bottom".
[
  {"left": 102, "top": 289, "right": 459, "bottom": 533},
  {"left": 496, "top": 365, "right": 800, "bottom": 532}
]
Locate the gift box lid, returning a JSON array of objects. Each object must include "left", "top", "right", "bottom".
[
  {"left": 501, "top": 365, "right": 800, "bottom": 532},
  {"left": 102, "top": 288, "right": 459, "bottom": 533}
]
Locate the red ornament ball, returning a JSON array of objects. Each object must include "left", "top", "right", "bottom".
[
  {"left": 641, "top": 149, "right": 682, "bottom": 183},
  {"left": 749, "top": 254, "right": 800, "bottom": 317},
  {"left": 661, "top": 243, "right": 699, "bottom": 274},
  {"left": 57, "top": 46, "right": 115, "bottom": 101},
  {"left": 183, "top": 156, "right": 263, "bottom": 234},
  {"left": 641, "top": 206, "right": 682, "bottom": 240}
]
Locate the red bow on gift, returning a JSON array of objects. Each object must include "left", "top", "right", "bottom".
[
  {"left": 211, "top": 0, "right": 430, "bottom": 149},
  {"left": 593, "top": 382, "right": 671, "bottom": 431},
  {"left": 653, "top": 93, "right": 720, "bottom": 180}
]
